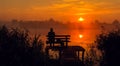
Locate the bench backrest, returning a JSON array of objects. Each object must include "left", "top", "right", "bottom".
[{"left": 46, "top": 35, "right": 70, "bottom": 44}]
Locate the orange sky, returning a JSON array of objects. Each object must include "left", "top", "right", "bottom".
[{"left": 0, "top": 0, "right": 120, "bottom": 22}]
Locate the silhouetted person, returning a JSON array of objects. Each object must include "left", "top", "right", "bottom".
[{"left": 48, "top": 28, "right": 55, "bottom": 47}]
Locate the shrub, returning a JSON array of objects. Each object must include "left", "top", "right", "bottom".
[
  {"left": 0, "top": 25, "right": 45, "bottom": 66},
  {"left": 95, "top": 29, "right": 120, "bottom": 66}
]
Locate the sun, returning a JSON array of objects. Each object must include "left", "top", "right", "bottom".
[
  {"left": 79, "top": 34, "right": 83, "bottom": 38},
  {"left": 78, "top": 17, "right": 84, "bottom": 22}
]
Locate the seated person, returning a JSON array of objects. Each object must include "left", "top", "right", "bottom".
[{"left": 47, "top": 28, "right": 55, "bottom": 46}]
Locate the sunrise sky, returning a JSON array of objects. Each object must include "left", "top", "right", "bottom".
[{"left": 0, "top": 0, "right": 120, "bottom": 22}]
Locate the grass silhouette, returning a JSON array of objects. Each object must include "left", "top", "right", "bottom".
[{"left": 0, "top": 25, "right": 45, "bottom": 66}]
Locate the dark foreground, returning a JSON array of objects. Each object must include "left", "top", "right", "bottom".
[{"left": 46, "top": 59, "right": 85, "bottom": 66}]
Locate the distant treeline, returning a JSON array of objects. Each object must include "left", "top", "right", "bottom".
[{"left": 1, "top": 19, "right": 120, "bottom": 30}]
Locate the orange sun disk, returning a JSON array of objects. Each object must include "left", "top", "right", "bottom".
[
  {"left": 79, "top": 34, "right": 83, "bottom": 38},
  {"left": 78, "top": 17, "right": 84, "bottom": 22}
]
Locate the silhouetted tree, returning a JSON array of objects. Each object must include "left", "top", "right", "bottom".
[
  {"left": 85, "top": 44, "right": 99, "bottom": 66},
  {"left": 95, "top": 29, "right": 120, "bottom": 66},
  {"left": 32, "top": 34, "right": 45, "bottom": 66},
  {"left": 0, "top": 25, "right": 45, "bottom": 66},
  {"left": 112, "top": 19, "right": 120, "bottom": 31}
]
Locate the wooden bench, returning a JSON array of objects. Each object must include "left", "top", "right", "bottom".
[{"left": 46, "top": 35, "right": 70, "bottom": 47}]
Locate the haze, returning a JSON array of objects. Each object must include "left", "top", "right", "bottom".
[{"left": 0, "top": 0, "right": 120, "bottom": 22}]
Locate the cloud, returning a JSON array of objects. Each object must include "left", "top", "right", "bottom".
[
  {"left": 62, "top": 0, "right": 79, "bottom": 2},
  {"left": 50, "top": 3, "right": 72, "bottom": 9},
  {"left": 29, "top": 0, "right": 120, "bottom": 17},
  {"left": 0, "top": 0, "right": 120, "bottom": 21}
]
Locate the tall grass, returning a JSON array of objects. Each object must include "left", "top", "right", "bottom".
[{"left": 0, "top": 25, "right": 45, "bottom": 66}]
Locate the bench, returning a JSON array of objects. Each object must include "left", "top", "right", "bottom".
[{"left": 46, "top": 35, "right": 70, "bottom": 47}]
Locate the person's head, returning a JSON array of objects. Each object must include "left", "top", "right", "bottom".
[{"left": 50, "top": 28, "right": 53, "bottom": 32}]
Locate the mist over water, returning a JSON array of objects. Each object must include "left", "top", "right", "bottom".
[{"left": 1, "top": 19, "right": 119, "bottom": 49}]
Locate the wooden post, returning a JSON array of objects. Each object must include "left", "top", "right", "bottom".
[
  {"left": 59, "top": 49, "right": 62, "bottom": 61},
  {"left": 77, "top": 51, "right": 80, "bottom": 60},
  {"left": 82, "top": 51, "right": 84, "bottom": 62},
  {"left": 65, "top": 36, "right": 68, "bottom": 47}
]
